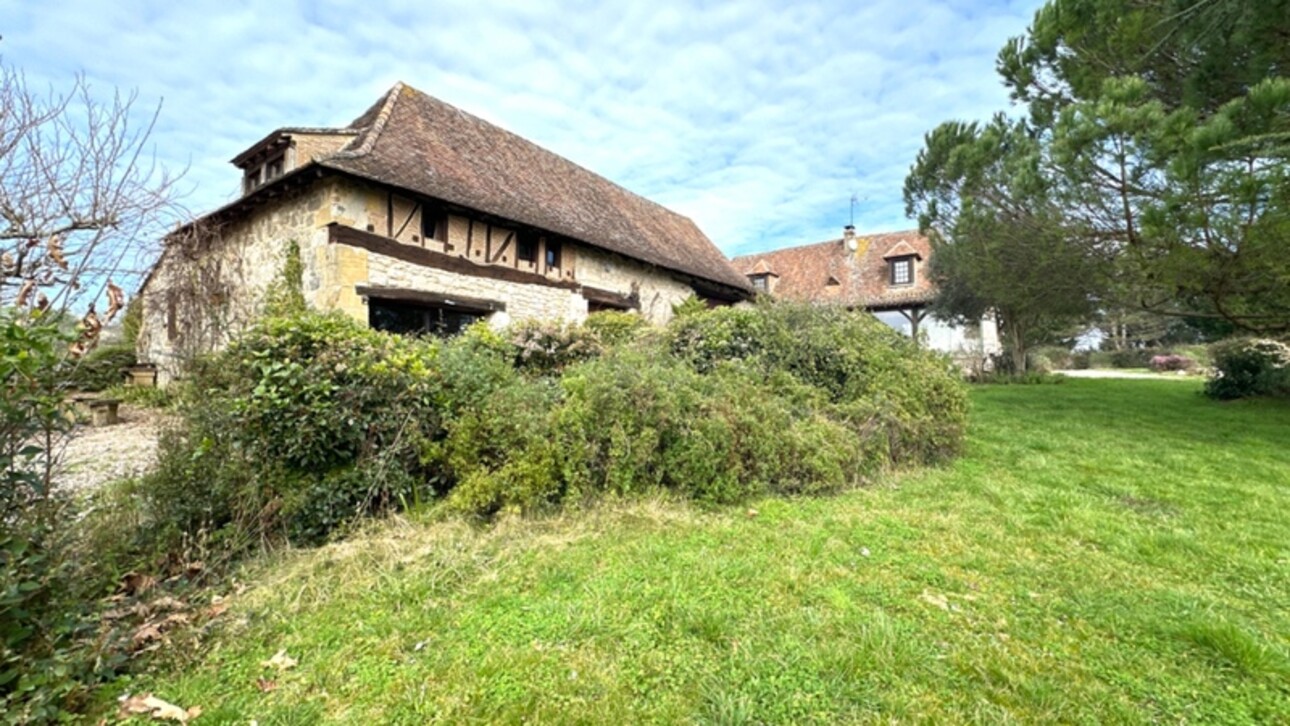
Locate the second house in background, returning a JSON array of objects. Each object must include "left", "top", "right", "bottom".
[{"left": 732, "top": 226, "right": 1001, "bottom": 368}]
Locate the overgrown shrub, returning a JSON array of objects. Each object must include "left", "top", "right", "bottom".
[
  {"left": 57, "top": 343, "right": 135, "bottom": 392},
  {"left": 444, "top": 353, "right": 869, "bottom": 514},
  {"left": 582, "top": 310, "right": 646, "bottom": 346},
  {"left": 668, "top": 303, "right": 968, "bottom": 463},
  {"left": 1, "top": 314, "right": 141, "bottom": 721},
  {"left": 144, "top": 303, "right": 968, "bottom": 543},
  {"left": 1031, "top": 345, "right": 1074, "bottom": 371},
  {"left": 142, "top": 313, "right": 457, "bottom": 549},
  {"left": 1205, "top": 338, "right": 1290, "bottom": 400}
]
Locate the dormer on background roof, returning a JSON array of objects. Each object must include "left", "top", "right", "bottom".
[{"left": 231, "top": 128, "right": 358, "bottom": 195}]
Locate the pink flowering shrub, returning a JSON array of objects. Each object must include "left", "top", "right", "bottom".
[{"left": 1149, "top": 354, "right": 1195, "bottom": 372}]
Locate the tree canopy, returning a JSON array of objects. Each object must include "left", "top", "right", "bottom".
[{"left": 907, "top": 0, "right": 1290, "bottom": 344}]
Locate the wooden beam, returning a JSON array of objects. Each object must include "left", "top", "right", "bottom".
[
  {"left": 581, "top": 285, "right": 640, "bottom": 310},
  {"left": 393, "top": 200, "right": 419, "bottom": 241},
  {"left": 328, "top": 223, "right": 581, "bottom": 292},
  {"left": 490, "top": 231, "right": 513, "bottom": 264},
  {"left": 355, "top": 285, "right": 506, "bottom": 313}
]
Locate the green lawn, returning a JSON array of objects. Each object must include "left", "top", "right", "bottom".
[{"left": 130, "top": 380, "right": 1290, "bottom": 724}]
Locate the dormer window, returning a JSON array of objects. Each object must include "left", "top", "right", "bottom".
[
  {"left": 889, "top": 256, "right": 914, "bottom": 286},
  {"left": 242, "top": 153, "right": 286, "bottom": 194},
  {"left": 750, "top": 274, "right": 769, "bottom": 293}
]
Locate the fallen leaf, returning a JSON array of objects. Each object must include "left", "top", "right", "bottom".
[
  {"left": 255, "top": 678, "right": 277, "bottom": 693},
  {"left": 161, "top": 612, "right": 191, "bottom": 628},
  {"left": 118, "top": 693, "right": 201, "bottom": 723},
  {"left": 121, "top": 572, "right": 157, "bottom": 597},
  {"left": 204, "top": 601, "right": 230, "bottom": 619},
  {"left": 151, "top": 596, "right": 186, "bottom": 612},
  {"left": 746, "top": 508, "right": 759, "bottom": 518},
  {"left": 261, "top": 649, "right": 297, "bottom": 671},
  {"left": 859, "top": 547, "right": 871, "bottom": 557},
  {"left": 132, "top": 623, "right": 163, "bottom": 647},
  {"left": 920, "top": 590, "right": 950, "bottom": 611}
]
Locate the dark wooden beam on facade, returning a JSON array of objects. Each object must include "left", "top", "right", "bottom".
[
  {"left": 355, "top": 285, "right": 506, "bottom": 313},
  {"left": 328, "top": 222, "right": 581, "bottom": 292},
  {"left": 581, "top": 285, "right": 640, "bottom": 310}
]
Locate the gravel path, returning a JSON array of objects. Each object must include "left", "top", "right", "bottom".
[
  {"left": 53, "top": 404, "right": 170, "bottom": 493},
  {"left": 1057, "top": 369, "right": 1195, "bottom": 380}
]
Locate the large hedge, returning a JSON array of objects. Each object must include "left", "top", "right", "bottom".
[{"left": 143, "top": 303, "right": 967, "bottom": 551}]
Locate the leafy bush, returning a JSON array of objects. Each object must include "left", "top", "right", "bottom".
[
  {"left": 668, "top": 304, "right": 968, "bottom": 463},
  {"left": 1, "top": 314, "right": 147, "bottom": 721},
  {"left": 1149, "top": 354, "right": 1195, "bottom": 373},
  {"left": 100, "top": 383, "right": 175, "bottom": 409},
  {"left": 971, "top": 370, "right": 1068, "bottom": 385},
  {"left": 1205, "top": 339, "right": 1290, "bottom": 400},
  {"left": 57, "top": 343, "right": 135, "bottom": 392},
  {"left": 1031, "top": 345, "right": 1074, "bottom": 371},
  {"left": 582, "top": 310, "right": 646, "bottom": 346},
  {"left": 142, "top": 313, "right": 457, "bottom": 549}
]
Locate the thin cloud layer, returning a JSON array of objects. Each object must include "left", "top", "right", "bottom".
[{"left": 1, "top": 0, "right": 1041, "bottom": 258}]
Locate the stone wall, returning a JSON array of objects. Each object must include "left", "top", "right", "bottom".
[
  {"left": 138, "top": 181, "right": 335, "bottom": 383},
  {"left": 576, "top": 246, "right": 694, "bottom": 324},
  {"left": 290, "top": 133, "right": 354, "bottom": 167}
]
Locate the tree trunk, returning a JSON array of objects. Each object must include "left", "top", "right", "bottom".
[{"left": 1005, "top": 316, "right": 1027, "bottom": 373}]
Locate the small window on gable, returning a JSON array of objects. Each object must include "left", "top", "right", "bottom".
[
  {"left": 421, "top": 208, "right": 447, "bottom": 243},
  {"left": 827, "top": 275, "right": 841, "bottom": 286},
  {"left": 889, "top": 257, "right": 914, "bottom": 286},
  {"left": 265, "top": 156, "right": 284, "bottom": 181},
  {"left": 517, "top": 232, "right": 538, "bottom": 263},
  {"left": 545, "top": 239, "right": 562, "bottom": 269},
  {"left": 750, "top": 275, "right": 768, "bottom": 292}
]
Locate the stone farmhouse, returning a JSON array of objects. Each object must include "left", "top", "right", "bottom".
[
  {"left": 731, "top": 225, "right": 1000, "bottom": 365},
  {"left": 137, "top": 83, "right": 753, "bottom": 382}
]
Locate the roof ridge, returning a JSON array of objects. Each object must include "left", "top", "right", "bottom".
[
  {"left": 732, "top": 228, "right": 925, "bottom": 262},
  {"left": 330, "top": 82, "right": 405, "bottom": 159}
]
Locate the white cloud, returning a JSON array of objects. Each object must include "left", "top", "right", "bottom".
[{"left": 0, "top": 0, "right": 1043, "bottom": 258}]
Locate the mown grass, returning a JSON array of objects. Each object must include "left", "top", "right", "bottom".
[{"left": 125, "top": 380, "right": 1290, "bottom": 723}]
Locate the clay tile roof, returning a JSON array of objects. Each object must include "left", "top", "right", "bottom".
[
  {"left": 320, "top": 83, "right": 752, "bottom": 294},
  {"left": 732, "top": 230, "right": 936, "bottom": 309},
  {"left": 881, "top": 240, "right": 921, "bottom": 260}
]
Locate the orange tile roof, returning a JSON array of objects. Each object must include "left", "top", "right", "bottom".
[{"left": 732, "top": 229, "right": 936, "bottom": 309}]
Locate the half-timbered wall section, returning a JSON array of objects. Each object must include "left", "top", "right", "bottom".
[{"left": 139, "top": 175, "right": 711, "bottom": 382}]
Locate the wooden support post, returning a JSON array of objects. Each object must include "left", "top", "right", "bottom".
[{"left": 897, "top": 307, "right": 927, "bottom": 348}]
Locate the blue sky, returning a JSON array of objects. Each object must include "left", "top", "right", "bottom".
[{"left": 1, "top": 0, "right": 1041, "bottom": 258}]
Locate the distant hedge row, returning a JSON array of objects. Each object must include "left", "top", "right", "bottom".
[{"left": 142, "top": 303, "right": 968, "bottom": 550}]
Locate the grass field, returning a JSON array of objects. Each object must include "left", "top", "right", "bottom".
[{"left": 127, "top": 380, "right": 1290, "bottom": 724}]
